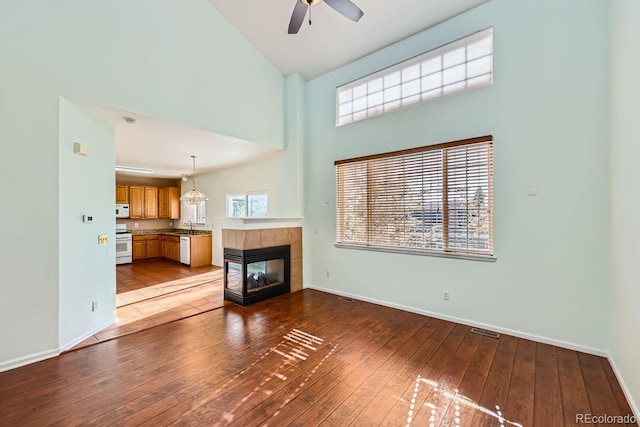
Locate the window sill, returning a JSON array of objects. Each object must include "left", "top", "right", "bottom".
[{"left": 334, "top": 243, "right": 497, "bottom": 262}]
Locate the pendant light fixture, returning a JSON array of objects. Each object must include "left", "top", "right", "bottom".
[{"left": 180, "top": 156, "right": 208, "bottom": 205}]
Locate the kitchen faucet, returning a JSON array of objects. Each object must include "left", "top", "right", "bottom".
[{"left": 187, "top": 220, "right": 193, "bottom": 235}]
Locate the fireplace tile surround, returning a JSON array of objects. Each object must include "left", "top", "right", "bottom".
[{"left": 222, "top": 227, "right": 302, "bottom": 293}]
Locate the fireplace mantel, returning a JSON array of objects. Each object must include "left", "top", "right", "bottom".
[{"left": 216, "top": 217, "right": 303, "bottom": 230}]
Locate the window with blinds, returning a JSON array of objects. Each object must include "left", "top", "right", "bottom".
[
  {"left": 336, "top": 28, "right": 493, "bottom": 126},
  {"left": 335, "top": 136, "right": 493, "bottom": 257}
]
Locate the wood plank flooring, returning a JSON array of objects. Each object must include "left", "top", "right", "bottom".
[
  {"left": 72, "top": 260, "right": 226, "bottom": 349},
  {"left": 116, "top": 259, "right": 220, "bottom": 293},
  {"left": 0, "top": 290, "right": 635, "bottom": 426}
]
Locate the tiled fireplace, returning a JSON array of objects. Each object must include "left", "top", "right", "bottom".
[{"left": 222, "top": 226, "right": 302, "bottom": 306}]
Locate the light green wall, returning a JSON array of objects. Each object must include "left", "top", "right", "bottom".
[
  {"left": 304, "top": 0, "right": 610, "bottom": 352},
  {"left": 189, "top": 73, "right": 307, "bottom": 266},
  {"left": 610, "top": 0, "right": 640, "bottom": 417},
  {"left": 0, "top": 0, "right": 284, "bottom": 369},
  {"left": 58, "top": 98, "right": 117, "bottom": 349}
]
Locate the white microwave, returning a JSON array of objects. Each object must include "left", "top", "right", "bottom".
[{"left": 116, "top": 204, "right": 130, "bottom": 218}]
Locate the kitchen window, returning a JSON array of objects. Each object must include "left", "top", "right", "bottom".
[
  {"left": 336, "top": 28, "right": 493, "bottom": 126},
  {"left": 185, "top": 199, "right": 206, "bottom": 225},
  {"left": 227, "top": 193, "right": 268, "bottom": 218},
  {"left": 335, "top": 135, "right": 494, "bottom": 259}
]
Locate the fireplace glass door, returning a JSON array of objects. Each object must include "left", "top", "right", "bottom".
[
  {"left": 247, "top": 259, "right": 284, "bottom": 293},
  {"left": 226, "top": 260, "right": 243, "bottom": 295}
]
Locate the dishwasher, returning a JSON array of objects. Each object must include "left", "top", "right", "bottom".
[{"left": 180, "top": 236, "right": 190, "bottom": 265}]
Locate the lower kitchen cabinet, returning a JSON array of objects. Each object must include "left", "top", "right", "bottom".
[
  {"left": 161, "top": 235, "right": 181, "bottom": 262},
  {"left": 132, "top": 234, "right": 160, "bottom": 261},
  {"left": 189, "top": 235, "right": 212, "bottom": 268}
]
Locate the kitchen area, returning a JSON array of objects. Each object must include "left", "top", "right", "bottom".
[{"left": 114, "top": 179, "right": 212, "bottom": 269}]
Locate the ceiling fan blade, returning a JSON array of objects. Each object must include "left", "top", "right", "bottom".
[
  {"left": 288, "top": 1, "right": 309, "bottom": 34},
  {"left": 324, "top": 0, "right": 364, "bottom": 22}
]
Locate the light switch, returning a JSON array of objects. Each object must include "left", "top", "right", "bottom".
[
  {"left": 98, "top": 235, "right": 109, "bottom": 245},
  {"left": 527, "top": 183, "right": 538, "bottom": 196}
]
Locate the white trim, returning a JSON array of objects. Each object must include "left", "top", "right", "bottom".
[
  {"left": 608, "top": 357, "right": 640, "bottom": 422},
  {"left": 59, "top": 316, "right": 117, "bottom": 352},
  {"left": 335, "top": 243, "right": 497, "bottom": 262},
  {"left": 0, "top": 348, "right": 60, "bottom": 373},
  {"left": 303, "top": 284, "right": 607, "bottom": 357}
]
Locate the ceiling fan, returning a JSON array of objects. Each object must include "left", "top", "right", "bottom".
[{"left": 288, "top": 0, "right": 364, "bottom": 34}]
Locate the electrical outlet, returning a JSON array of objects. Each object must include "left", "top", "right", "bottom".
[
  {"left": 98, "top": 234, "right": 108, "bottom": 245},
  {"left": 134, "top": 223, "right": 139, "bottom": 228},
  {"left": 443, "top": 291, "right": 450, "bottom": 301},
  {"left": 91, "top": 301, "right": 98, "bottom": 312}
]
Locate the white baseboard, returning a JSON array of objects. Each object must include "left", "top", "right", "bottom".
[
  {"left": 608, "top": 357, "right": 640, "bottom": 422},
  {"left": 0, "top": 348, "right": 60, "bottom": 373},
  {"left": 59, "top": 316, "right": 117, "bottom": 352},
  {"left": 304, "top": 284, "right": 608, "bottom": 357}
]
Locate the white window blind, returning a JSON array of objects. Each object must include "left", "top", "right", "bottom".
[
  {"left": 336, "top": 28, "right": 493, "bottom": 126},
  {"left": 336, "top": 136, "right": 493, "bottom": 256}
]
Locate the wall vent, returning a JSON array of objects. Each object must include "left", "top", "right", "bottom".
[{"left": 470, "top": 327, "right": 500, "bottom": 339}]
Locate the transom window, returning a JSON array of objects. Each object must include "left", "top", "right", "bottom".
[
  {"left": 335, "top": 136, "right": 493, "bottom": 257},
  {"left": 336, "top": 28, "right": 493, "bottom": 126}
]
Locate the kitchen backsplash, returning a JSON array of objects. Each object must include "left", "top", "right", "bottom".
[{"left": 116, "top": 218, "right": 175, "bottom": 231}]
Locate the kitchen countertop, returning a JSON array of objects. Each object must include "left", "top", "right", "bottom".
[{"left": 131, "top": 228, "right": 212, "bottom": 237}]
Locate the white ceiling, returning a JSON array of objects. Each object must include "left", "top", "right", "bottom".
[
  {"left": 208, "top": 0, "right": 489, "bottom": 79},
  {"left": 80, "top": 102, "right": 279, "bottom": 179},
  {"left": 79, "top": 1, "right": 488, "bottom": 178}
]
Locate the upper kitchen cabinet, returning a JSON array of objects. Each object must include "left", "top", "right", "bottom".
[
  {"left": 115, "top": 185, "right": 129, "bottom": 204},
  {"left": 129, "top": 186, "right": 159, "bottom": 219},
  {"left": 159, "top": 187, "right": 181, "bottom": 220}
]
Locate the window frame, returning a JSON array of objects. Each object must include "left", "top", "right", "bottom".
[
  {"left": 226, "top": 192, "right": 269, "bottom": 218},
  {"left": 336, "top": 28, "right": 493, "bottom": 127},
  {"left": 184, "top": 199, "right": 206, "bottom": 225},
  {"left": 335, "top": 135, "right": 495, "bottom": 262}
]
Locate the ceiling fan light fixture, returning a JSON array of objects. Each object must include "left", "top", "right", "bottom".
[{"left": 288, "top": 0, "right": 363, "bottom": 34}]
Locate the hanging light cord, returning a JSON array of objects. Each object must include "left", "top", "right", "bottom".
[{"left": 191, "top": 155, "right": 197, "bottom": 190}]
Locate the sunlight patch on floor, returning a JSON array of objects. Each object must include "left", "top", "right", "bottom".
[{"left": 405, "top": 375, "right": 522, "bottom": 427}]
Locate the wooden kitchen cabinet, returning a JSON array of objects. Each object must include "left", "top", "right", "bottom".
[
  {"left": 132, "top": 238, "right": 146, "bottom": 260},
  {"left": 129, "top": 186, "right": 144, "bottom": 218},
  {"left": 161, "top": 235, "right": 181, "bottom": 262},
  {"left": 132, "top": 234, "right": 160, "bottom": 261},
  {"left": 115, "top": 185, "right": 129, "bottom": 204},
  {"left": 129, "top": 186, "right": 159, "bottom": 219},
  {"left": 189, "top": 235, "right": 212, "bottom": 268},
  {"left": 159, "top": 187, "right": 180, "bottom": 220}
]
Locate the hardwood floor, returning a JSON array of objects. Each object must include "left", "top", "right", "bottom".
[
  {"left": 1, "top": 290, "right": 635, "bottom": 426},
  {"left": 72, "top": 260, "right": 226, "bottom": 350},
  {"left": 116, "top": 259, "right": 220, "bottom": 293}
]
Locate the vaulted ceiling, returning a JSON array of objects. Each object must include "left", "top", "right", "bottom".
[
  {"left": 113, "top": 0, "right": 489, "bottom": 178},
  {"left": 208, "top": 0, "right": 488, "bottom": 79}
]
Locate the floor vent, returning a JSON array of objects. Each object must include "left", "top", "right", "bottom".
[
  {"left": 339, "top": 297, "right": 355, "bottom": 303},
  {"left": 470, "top": 328, "right": 500, "bottom": 339}
]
